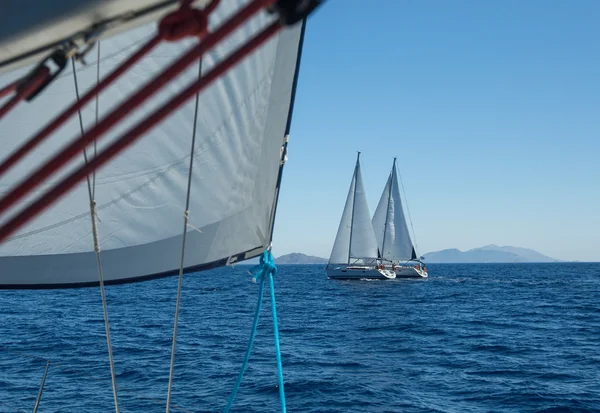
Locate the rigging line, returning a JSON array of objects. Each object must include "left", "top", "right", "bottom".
[
  {"left": 396, "top": 166, "right": 419, "bottom": 256},
  {"left": 223, "top": 250, "right": 285, "bottom": 412},
  {"left": 4, "top": 66, "right": 274, "bottom": 243},
  {"left": 0, "top": 0, "right": 274, "bottom": 209},
  {"left": 71, "top": 57, "right": 120, "bottom": 413},
  {"left": 1, "top": 347, "right": 195, "bottom": 413},
  {"left": 0, "top": 35, "right": 161, "bottom": 179},
  {"left": 0, "top": 15, "right": 282, "bottom": 244},
  {"left": 32, "top": 360, "right": 50, "bottom": 413},
  {"left": 71, "top": 57, "right": 94, "bottom": 199},
  {"left": 57, "top": 34, "right": 155, "bottom": 82},
  {"left": 165, "top": 57, "right": 202, "bottom": 413},
  {"left": 223, "top": 274, "right": 265, "bottom": 413},
  {"left": 268, "top": 271, "right": 287, "bottom": 413},
  {"left": 93, "top": 41, "right": 101, "bottom": 199}
]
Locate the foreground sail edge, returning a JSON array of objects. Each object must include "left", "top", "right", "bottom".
[{"left": 0, "top": 9, "right": 307, "bottom": 289}]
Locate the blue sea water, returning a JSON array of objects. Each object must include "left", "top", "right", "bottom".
[{"left": 1, "top": 263, "right": 599, "bottom": 413}]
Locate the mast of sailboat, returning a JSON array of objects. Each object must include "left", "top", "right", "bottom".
[
  {"left": 347, "top": 151, "right": 360, "bottom": 265},
  {"left": 380, "top": 157, "right": 396, "bottom": 262}
]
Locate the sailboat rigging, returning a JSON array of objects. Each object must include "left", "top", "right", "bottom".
[
  {"left": 372, "top": 158, "right": 427, "bottom": 278},
  {"left": 0, "top": 0, "right": 323, "bottom": 411},
  {"left": 325, "top": 152, "right": 396, "bottom": 280}
]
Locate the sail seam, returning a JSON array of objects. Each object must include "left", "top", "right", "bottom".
[
  {"left": 0, "top": 13, "right": 283, "bottom": 241},
  {"left": 0, "top": 66, "right": 274, "bottom": 192},
  {"left": 2, "top": 70, "right": 275, "bottom": 244}
]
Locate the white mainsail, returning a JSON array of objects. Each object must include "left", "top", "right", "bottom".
[
  {"left": 372, "top": 158, "right": 416, "bottom": 262},
  {"left": 328, "top": 153, "right": 379, "bottom": 265},
  {"left": 0, "top": 1, "right": 305, "bottom": 288}
]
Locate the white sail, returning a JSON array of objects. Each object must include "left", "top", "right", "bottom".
[
  {"left": 372, "top": 173, "right": 391, "bottom": 255},
  {"left": 328, "top": 167, "right": 355, "bottom": 265},
  {"left": 0, "top": 1, "right": 305, "bottom": 288},
  {"left": 349, "top": 158, "right": 379, "bottom": 261},
  {"left": 372, "top": 159, "right": 416, "bottom": 262},
  {"left": 328, "top": 154, "right": 379, "bottom": 265}
]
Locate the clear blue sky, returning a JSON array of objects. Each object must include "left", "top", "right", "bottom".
[{"left": 272, "top": 0, "right": 600, "bottom": 262}]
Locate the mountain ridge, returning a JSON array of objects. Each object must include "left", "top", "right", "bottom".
[
  {"left": 275, "top": 253, "right": 328, "bottom": 264},
  {"left": 238, "top": 252, "right": 328, "bottom": 265},
  {"left": 422, "top": 245, "right": 559, "bottom": 263},
  {"left": 238, "top": 246, "right": 559, "bottom": 265}
]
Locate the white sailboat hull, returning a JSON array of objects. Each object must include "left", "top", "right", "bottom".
[
  {"left": 326, "top": 266, "right": 396, "bottom": 280},
  {"left": 393, "top": 265, "right": 428, "bottom": 278}
]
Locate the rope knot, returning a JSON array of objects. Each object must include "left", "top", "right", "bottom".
[
  {"left": 158, "top": 0, "right": 220, "bottom": 41},
  {"left": 249, "top": 250, "right": 277, "bottom": 283}
]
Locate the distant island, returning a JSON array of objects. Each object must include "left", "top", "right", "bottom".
[
  {"left": 239, "top": 253, "right": 327, "bottom": 265},
  {"left": 422, "top": 245, "right": 559, "bottom": 263},
  {"left": 238, "top": 245, "right": 560, "bottom": 265},
  {"left": 276, "top": 253, "right": 328, "bottom": 265}
]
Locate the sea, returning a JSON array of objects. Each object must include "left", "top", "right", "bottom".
[{"left": 1, "top": 263, "right": 599, "bottom": 412}]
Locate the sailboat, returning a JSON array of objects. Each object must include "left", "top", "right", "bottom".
[
  {"left": 372, "top": 158, "right": 428, "bottom": 278},
  {"left": 326, "top": 153, "right": 396, "bottom": 280},
  {"left": 0, "top": 1, "right": 321, "bottom": 411}
]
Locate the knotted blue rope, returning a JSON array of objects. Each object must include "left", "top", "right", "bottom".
[
  {"left": 268, "top": 264, "right": 287, "bottom": 413},
  {"left": 223, "top": 250, "right": 286, "bottom": 413}
]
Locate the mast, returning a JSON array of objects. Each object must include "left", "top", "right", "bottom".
[
  {"left": 347, "top": 152, "right": 360, "bottom": 265},
  {"left": 380, "top": 158, "right": 396, "bottom": 261}
]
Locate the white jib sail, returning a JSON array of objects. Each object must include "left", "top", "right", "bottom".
[
  {"left": 371, "top": 159, "right": 415, "bottom": 262},
  {"left": 328, "top": 154, "right": 379, "bottom": 265}
]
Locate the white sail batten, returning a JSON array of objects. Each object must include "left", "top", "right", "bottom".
[
  {"left": 372, "top": 160, "right": 416, "bottom": 262},
  {"left": 328, "top": 155, "right": 378, "bottom": 265},
  {"left": 0, "top": 1, "right": 304, "bottom": 288}
]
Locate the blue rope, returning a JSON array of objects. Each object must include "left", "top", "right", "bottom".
[
  {"left": 223, "top": 275, "right": 264, "bottom": 413},
  {"left": 268, "top": 271, "right": 286, "bottom": 413},
  {"left": 223, "top": 250, "right": 286, "bottom": 413}
]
